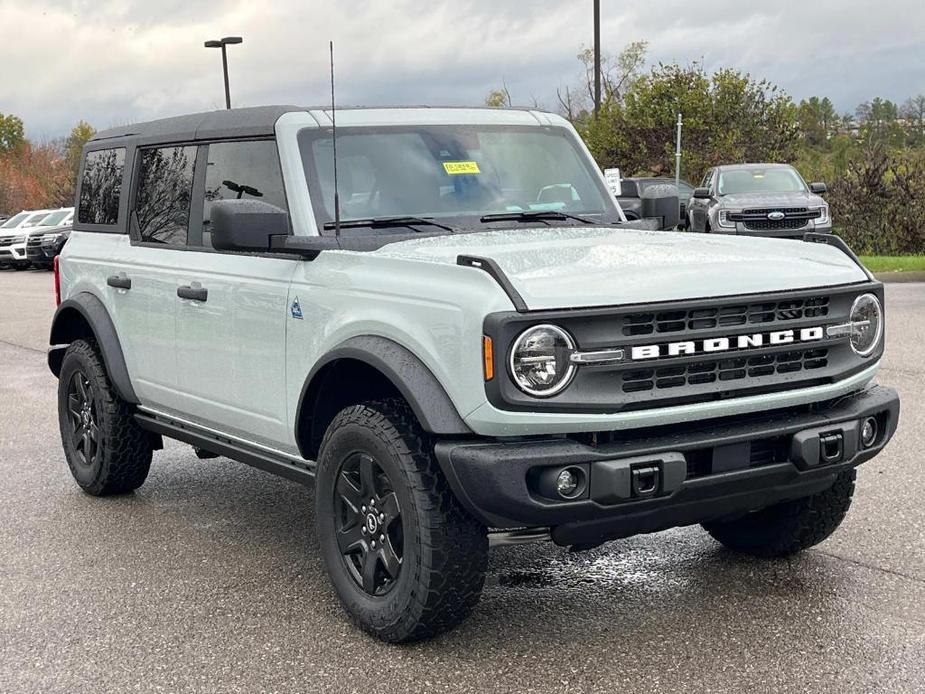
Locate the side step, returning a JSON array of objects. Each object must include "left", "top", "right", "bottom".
[{"left": 134, "top": 413, "right": 316, "bottom": 486}]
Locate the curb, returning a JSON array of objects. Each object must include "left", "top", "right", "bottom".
[{"left": 874, "top": 271, "right": 925, "bottom": 284}]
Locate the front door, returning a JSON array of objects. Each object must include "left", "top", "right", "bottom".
[{"left": 172, "top": 140, "right": 297, "bottom": 449}]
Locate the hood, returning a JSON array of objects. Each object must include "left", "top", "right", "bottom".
[
  {"left": 370, "top": 227, "right": 868, "bottom": 310},
  {"left": 718, "top": 191, "right": 825, "bottom": 209}
]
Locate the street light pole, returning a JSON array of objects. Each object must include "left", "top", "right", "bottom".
[
  {"left": 593, "top": 0, "right": 601, "bottom": 118},
  {"left": 204, "top": 36, "right": 243, "bottom": 109}
]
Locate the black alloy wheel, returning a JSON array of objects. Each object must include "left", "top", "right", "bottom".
[
  {"left": 334, "top": 452, "right": 404, "bottom": 596},
  {"left": 65, "top": 370, "right": 101, "bottom": 469}
]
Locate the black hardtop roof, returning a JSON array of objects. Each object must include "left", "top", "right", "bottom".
[
  {"left": 88, "top": 104, "right": 556, "bottom": 148},
  {"left": 90, "top": 105, "right": 303, "bottom": 146}
]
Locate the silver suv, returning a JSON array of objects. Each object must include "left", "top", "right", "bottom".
[
  {"left": 687, "top": 163, "right": 831, "bottom": 238},
  {"left": 48, "top": 106, "right": 898, "bottom": 642}
]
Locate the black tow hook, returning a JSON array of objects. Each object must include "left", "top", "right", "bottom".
[
  {"left": 631, "top": 465, "right": 660, "bottom": 498},
  {"left": 819, "top": 433, "right": 844, "bottom": 464}
]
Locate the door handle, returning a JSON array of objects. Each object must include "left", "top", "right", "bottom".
[
  {"left": 107, "top": 274, "right": 131, "bottom": 290},
  {"left": 177, "top": 285, "right": 208, "bottom": 302}
]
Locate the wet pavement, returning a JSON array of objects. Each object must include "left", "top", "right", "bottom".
[{"left": 1, "top": 270, "right": 923, "bottom": 693}]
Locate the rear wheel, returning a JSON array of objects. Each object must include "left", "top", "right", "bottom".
[
  {"left": 57, "top": 339, "right": 152, "bottom": 495},
  {"left": 702, "top": 470, "right": 855, "bottom": 557},
  {"left": 315, "top": 400, "right": 488, "bottom": 642}
]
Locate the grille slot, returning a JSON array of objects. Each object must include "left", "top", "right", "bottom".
[
  {"left": 622, "top": 296, "right": 829, "bottom": 336},
  {"left": 622, "top": 348, "right": 829, "bottom": 393}
]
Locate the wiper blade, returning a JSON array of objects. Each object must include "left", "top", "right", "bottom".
[
  {"left": 479, "top": 210, "right": 599, "bottom": 225},
  {"left": 322, "top": 216, "right": 457, "bottom": 232}
]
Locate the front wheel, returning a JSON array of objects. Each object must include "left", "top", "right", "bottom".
[
  {"left": 315, "top": 400, "right": 488, "bottom": 642},
  {"left": 702, "top": 470, "right": 855, "bottom": 557}
]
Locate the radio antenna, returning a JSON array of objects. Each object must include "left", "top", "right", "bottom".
[{"left": 329, "top": 40, "right": 341, "bottom": 237}]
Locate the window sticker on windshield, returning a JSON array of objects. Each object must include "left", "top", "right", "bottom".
[{"left": 443, "top": 161, "right": 480, "bottom": 175}]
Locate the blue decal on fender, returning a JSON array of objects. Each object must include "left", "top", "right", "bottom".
[{"left": 291, "top": 298, "right": 303, "bottom": 319}]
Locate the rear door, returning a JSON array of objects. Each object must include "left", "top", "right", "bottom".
[
  {"left": 119, "top": 144, "right": 201, "bottom": 411},
  {"left": 173, "top": 139, "right": 297, "bottom": 449}
]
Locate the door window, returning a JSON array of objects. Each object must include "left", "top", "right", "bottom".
[
  {"left": 201, "top": 140, "right": 288, "bottom": 247},
  {"left": 134, "top": 146, "right": 197, "bottom": 245}
]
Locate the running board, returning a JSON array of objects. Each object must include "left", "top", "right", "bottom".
[{"left": 134, "top": 413, "right": 316, "bottom": 486}]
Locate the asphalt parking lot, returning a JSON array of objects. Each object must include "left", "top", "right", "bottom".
[{"left": 1, "top": 269, "right": 923, "bottom": 693}]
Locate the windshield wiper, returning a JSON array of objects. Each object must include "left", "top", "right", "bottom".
[
  {"left": 479, "top": 210, "right": 600, "bottom": 225},
  {"left": 322, "top": 216, "right": 457, "bottom": 232}
]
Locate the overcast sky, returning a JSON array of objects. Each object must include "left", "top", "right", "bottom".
[{"left": 2, "top": 0, "right": 924, "bottom": 140}]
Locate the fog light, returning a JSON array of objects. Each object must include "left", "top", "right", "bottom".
[
  {"left": 860, "top": 417, "right": 878, "bottom": 448},
  {"left": 556, "top": 469, "right": 579, "bottom": 497}
]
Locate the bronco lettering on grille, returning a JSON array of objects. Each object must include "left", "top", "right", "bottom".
[{"left": 630, "top": 327, "right": 824, "bottom": 361}]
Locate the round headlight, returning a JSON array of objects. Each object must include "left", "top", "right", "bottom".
[
  {"left": 848, "top": 293, "right": 883, "bottom": 356},
  {"left": 509, "top": 324, "right": 576, "bottom": 397}
]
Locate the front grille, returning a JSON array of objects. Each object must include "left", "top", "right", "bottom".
[
  {"left": 622, "top": 348, "right": 830, "bottom": 393},
  {"left": 743, "top": 217, "right": 809, "bottom": 231},
  {"left": 26, "top": 236, "right": 43, "bottom": 249},
  {"left": 623, "top": 296, "right": 829, "bottom": 336},
  {"left": 727, "top": 207, "right": 822, "bottom": 232},
  {"left": 484, "top": 284, "right": 879, "bottom": 414},
  {"left": 0, "top": 237, "right": 13, "bottom": 248}
]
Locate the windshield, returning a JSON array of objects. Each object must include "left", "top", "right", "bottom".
[
  {"left": 717, "top": 168, "right": 807, "bottom": 195},
  {"left": 22, "top": 212, "right": 52, "bottom": 228},
  {"left": 1, "top": 212, "right": 30, "bottom": 228},
  {"left": 299, "top": 125, "right": 619, "bottom": 233},
  {"left": 39, "top": 209, "right": 71, "bottom": 227}
]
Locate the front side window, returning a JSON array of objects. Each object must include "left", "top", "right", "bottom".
[
  {"left": 134, "top": 146, "right": 196, "bottom": 245},
  {"left": 78, "top": 148, "right": 125, "bottom": 225},
  {"left": 717, "top": 167, "right": 807, "bottom": 196},
  {"left": 298, "top": 125, "right": 619, "bottom": 234},
  {"left": 201, "top": 140, "right": 288, "bottom": 246}
]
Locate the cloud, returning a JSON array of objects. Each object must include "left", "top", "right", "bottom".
[{"left": 2, "top": 0, "right": 923, "bottom": 138}]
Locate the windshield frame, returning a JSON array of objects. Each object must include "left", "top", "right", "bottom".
[
  {"left": 716, "top": 166, "right": 808, "bottom": 196},
  {"left": 297, "top": 124, "right": 621, "bottom": 236}
]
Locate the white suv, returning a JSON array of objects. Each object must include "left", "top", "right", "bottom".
[
  {"left": 49, "top": 106, "right": 899, "bottom": 642},
  {"left": 0, "top": 208, "right": 56, "bottom": 268}
]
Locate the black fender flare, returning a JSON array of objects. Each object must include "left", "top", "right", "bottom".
[
  {"left": 48, "top": 292, "right": 138, "bottom": 404},
  {"left": 296, "top": 335, "right": 472, "bottom": 449}
]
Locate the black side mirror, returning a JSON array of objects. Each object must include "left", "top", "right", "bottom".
[
  {"left": 693, "top": 187, "right": 711, "bottom": 199},
  {"left": 640, "top": 184, "right": 681, "bottom": 230},
  {"left": 211, "top": 199, "right": 290, "bottom": 252},
  {"left": 809, "top": 181, "right": 827, "bottom": 194}
]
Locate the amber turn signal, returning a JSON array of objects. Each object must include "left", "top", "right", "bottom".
[{"left": 483, "top": 335, "right": 494, "bottom": 381}]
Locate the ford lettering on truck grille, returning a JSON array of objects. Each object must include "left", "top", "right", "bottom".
[{"left": 630, "top": 326, "right": 825, "bottom": 360}]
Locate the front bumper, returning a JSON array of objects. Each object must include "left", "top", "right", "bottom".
[
  {"left": 714, "top": 222, "right": 832, "bottom": 239},
  {"left": 435, "top": 384, "right": 899, "bottom": 546}
]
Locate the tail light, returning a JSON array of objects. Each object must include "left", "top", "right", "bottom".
[{"left": 53, "top": 255, "right": 61, "bottom": 306}]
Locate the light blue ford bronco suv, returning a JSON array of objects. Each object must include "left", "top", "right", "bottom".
[{"left": 49, "top": 106, "right": 899, "bottom": 642}]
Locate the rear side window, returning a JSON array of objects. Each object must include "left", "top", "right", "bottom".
[
  {"left": 134, "top": 146, "right": 196, "bottom": 245},
  {"left": 201, "top": 140, "right": 287, "bottom": 246},
  {"left": 78, "top": 148, "right": 125, "bottom": 226}
]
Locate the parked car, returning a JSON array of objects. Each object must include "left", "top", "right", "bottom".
[
  {"left": 617, "top": 177, "right": 694, "bottom": 226},
  {"left": 33, "top": 225, "right": 72, "bottom": 267},
  {"left": 686, "top": 163, "right": 830, "bottom": 238},
  {"left": 49, "top": 106, "right": 897, "bottom": 643},
  {"left": 0, "top": 207, "right": 73, "bottom": 270},
  {"left": 22, "top": 208, "right": 74, "bottom": 269},
  {"left": 0, "top": 208, "right": 56, "bottom": 269}
]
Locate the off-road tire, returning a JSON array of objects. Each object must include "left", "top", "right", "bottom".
[
  {"left": 57, "top": 339, "right": 152, "bottom": 495},
  {"left": 702, "top": 470, "right": 856, "bottom": 558},
  {"left": 315, "top": 399, "right": 488, "bottom": 642}
]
